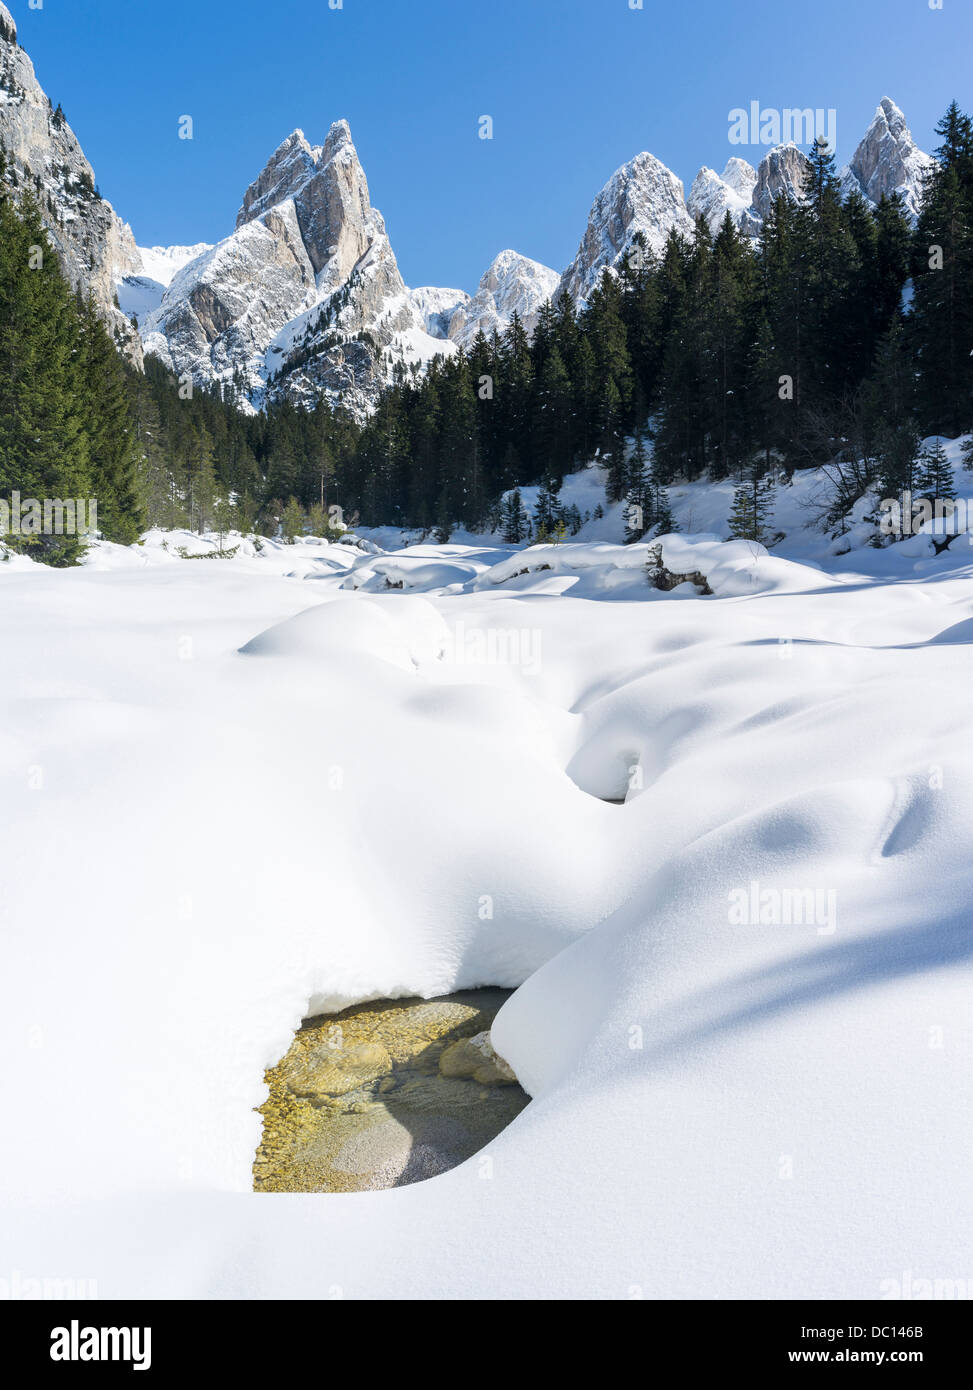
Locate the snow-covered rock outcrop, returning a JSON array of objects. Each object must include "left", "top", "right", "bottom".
[
  {"left": 116, "top": 243, "right": 213, "bottom": 324},
  {"left": 559, "top": 151, "right": 696, "bottom": 307},
  {"left": 408, "top": 285, "right": 470, "bottom": 340},
  {"left": 839, "top": 97, "right": 934, "bottom": 223},
  {"left": 448, "top": 249, "right": 560, "bottom": 347},
  {"left": 0, "top": 1, "right": 141, "bottom": 356},
  {"left": 687, "top": 157, "right": 758, "bottom": 234}
]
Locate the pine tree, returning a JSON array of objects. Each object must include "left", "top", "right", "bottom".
[
  {"left": 281, "top": 497, "right": 306, "bottom": 543},
  {"left": 500, "top": 488, "right": 530, "bottom": 543},
  {"left": 533, "top": 474, "right": 563, "bottom": 540},
  {"left": 307, "top": 501, "right": 327, "bottom": 536},
  {"left": 649, "top": 439, "right": 677, "bottom": 535},
  {"left": 212, "top": 496, "right": 237, "bottom": 553},
  {"left": 78, "top": 294, "right": 143, "bottom": 543},
  {"left": 910, "top": 102, "right": 973, "bottom": 435},
  {"left": 728, "top": 469, "right": 775, "bottom": 543},
  {"left": 0, "top": 190, "right": 91, "bottom": 563},
  {"left": 865, "top": 318, "right": 921, "bottom": 500},
  {"left": 623, "top": 427, "right": 651, "bottom": 541},
  {"left": 183, "top": 425, "right": 216, "bottom": 532},
  {"left": 915, "top": 438, "right": 954, "bottom": 502},
  {"left": 532, "top": 344, "right": 574, "bottom": 478}
]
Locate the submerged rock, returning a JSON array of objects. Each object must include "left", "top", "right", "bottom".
[{"left": 254, "top": 989, "right": 528, "bottom": 1193}]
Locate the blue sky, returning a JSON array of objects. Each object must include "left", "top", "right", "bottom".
[{"left": 10, "top": 0, "right": 971, "bottom": 292}]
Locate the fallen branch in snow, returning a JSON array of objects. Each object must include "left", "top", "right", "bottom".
[{"left": 646, "top": 543, "right": 712, "bottom": 594}]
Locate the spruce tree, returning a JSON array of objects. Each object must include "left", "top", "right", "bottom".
[
  {"left": 911, "top": 102, "right": 973, "bottom": 435},
  {"left": 281, "top": 496, "right": 306, "bottom": 543},
  {"left": 624, "top": 427, "right": 651, "bottom": 541},
  {"left": 915, "top": 438, "right": 954, "bottom": 502},
  {"left": 728, "top": 469, "right": 775, "bottom": 543}
]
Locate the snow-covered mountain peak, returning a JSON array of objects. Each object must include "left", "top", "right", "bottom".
[
  {"left": 839, "top": 96, "right": 934, "bottom": 222},
  {"left": 480, "top": 248, "right": 551, "bottom": 292},
  {"left": 558, "top": 149, "right": 695, "bottom": 307},
  {"left": 321, "top": 118, "right": 353, "bottom": 155},
  {"left": 136, "top": 243, "right": 213, "bottom": 288},
  {"left": 142, "top": 114, "right": 458, "bottom": 416},
  {"left": 447, "top": 249, "right": 560, "bottom": 349},
  {"left": 408, "top": 285, "right": 471, "bottom": 339},
  {"left": 722, "top": 156, "right": 759, "bottom": 198},
  {"left": 748, "top": 142, "right": 813, "bottom": 223},
  {"left": 687, "top": 157, "right": 758, "bottom": 235},
  {"left": 235, "top": 128, "right": 323, "bottom": 229}
]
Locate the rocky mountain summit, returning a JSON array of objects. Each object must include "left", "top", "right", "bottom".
[
  {"left": 0, "top": 1, "right": 141, "bottom": 357},
  {"left": 560, "top": 98, "right": 932, "bottom": 310},
  {"left": 839, "top": 97, "right": 935, "bottom": 221},
  {"left": 140, "top": 121, "right": 562, "bottom": 415},
  {"left": 558, "top": 151, "right": 695, "bottom": 308},
  {"left": 687, "top": 157, "right": 758, "bottom": 235},
  {"left": 0, "top": 0, "right": 937, "bottom": 420},
  {"left": 141, "top": 121, "right": 429, "bottom": 414},
  {"left": 447, "top": 249, "right": 560, "bottom": 348}
]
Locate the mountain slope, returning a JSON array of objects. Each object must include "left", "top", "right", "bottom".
[{"left": 0, "top": 1, "right": 141, "bottom": 357}]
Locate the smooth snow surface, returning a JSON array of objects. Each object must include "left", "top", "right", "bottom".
[
  {"left": 1, "top": 519, "right": 971, "bottom": 1299},
  {"left": 136, "top": 244, "right": 214, "bottom": 288}
]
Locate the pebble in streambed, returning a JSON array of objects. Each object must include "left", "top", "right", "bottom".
[{"left": 254, "top": 988, "right": 529, "bottom": 1192}]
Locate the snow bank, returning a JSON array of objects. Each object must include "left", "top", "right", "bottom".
[{"left": 1, "top": 527, "right": 971, "bottom": 1298}]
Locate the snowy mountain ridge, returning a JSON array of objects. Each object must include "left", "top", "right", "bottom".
[
  {"left": 0, "top": 0, "right": 937, "bottom": 413},
  {"left": 135, "top": 121, "right": 565, "bottom": 415},
  {"left": 568, "top": 98, "right": 931, "bottom": 293}
]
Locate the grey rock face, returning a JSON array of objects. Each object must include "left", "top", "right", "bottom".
[
  {"left": 839, "top": 97, "right": 934, "bottom": 223},
  {"left": 749, "top": 143, "right": 813, "bottom": 225},
  {"left": 144, "top": 119, "right": 449, "bottom": 415},
  {"left": 0, "top": 2, "right": 141, "bottom": 360},
  {"left": 235, "top": 129, "right": 322, "bottom": 229}
]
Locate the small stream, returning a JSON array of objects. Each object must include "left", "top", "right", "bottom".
[{"left": 254, "top": 988, "right": 529, "bottom": 1192}]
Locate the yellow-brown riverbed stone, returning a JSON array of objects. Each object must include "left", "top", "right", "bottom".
[{"left": 254, "top": 988, "right": 528, "bottom": 1193}]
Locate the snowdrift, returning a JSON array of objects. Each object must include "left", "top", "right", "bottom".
[{"left": 1, "top": 530, "right": 971, "bottom": 1298}]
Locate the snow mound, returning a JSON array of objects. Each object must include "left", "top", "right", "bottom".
[{"left": 2, "top": 505, "right": 972, "bottom": 1300}]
